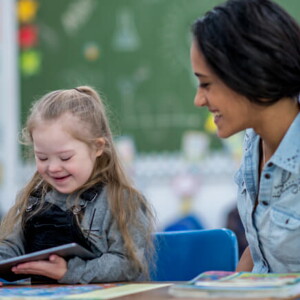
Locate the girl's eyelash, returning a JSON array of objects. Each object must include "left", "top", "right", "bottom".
[
  {"left": 38, "top": 158, "right": 47, "bottom": 161},
  {"left": 36, "top": 156, "right": 71, "bottom": 161},
  {"left": 61, "top": 157, "right": 71, "bottom": 161}
]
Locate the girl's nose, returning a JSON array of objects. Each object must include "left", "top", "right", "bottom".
[
  {"left": 47, "top": 160, "right": 62, "bottom": 172},
  {"left": 194, "top": 89, "right": 208, "bottom": 107}
]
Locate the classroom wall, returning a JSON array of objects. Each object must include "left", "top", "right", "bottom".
[
  {"left": 0, "top": 0, "right": 20, "bottom": 214},
  {"left": 19, "top": 0, "right": 225, "bottom": 153},
  {"left": 18, "top": 0, "right": 300, "bottom": 153},
  {"left": 1, "top": 0, "right": 300, "bottom": 231}
]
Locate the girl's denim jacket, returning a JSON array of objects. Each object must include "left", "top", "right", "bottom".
[
  {"left": 0, "top": 186, "right": 150, "bottom": 283},
  {"left": 235, "top": 113, "right": 300, "bottom": 273}
]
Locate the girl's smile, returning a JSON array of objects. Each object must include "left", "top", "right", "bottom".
[
  {"left": 32, "top": 113, "right": 103, "bottom": 194},
  {"left": 52, "top": 175, "right": 72, "bottom": 184}
]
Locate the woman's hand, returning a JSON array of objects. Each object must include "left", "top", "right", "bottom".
[
  {"left": 11, "top": 255, "right": 67, "bottom": 280},
  {"left": 236, "top": 246, "right": 253, "bottom": 272}
]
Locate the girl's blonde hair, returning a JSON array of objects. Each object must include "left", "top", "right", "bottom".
[{"left": 0, "top": 86, "right": 155, "bottom": 277}]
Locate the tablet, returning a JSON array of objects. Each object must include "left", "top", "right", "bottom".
[{"left": 0, "top": 243, "right": 96, "bottom": 274}]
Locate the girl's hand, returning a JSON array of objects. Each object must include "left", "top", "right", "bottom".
[{"left": 11, "top": 255, "right": 67, "bottom": 280}]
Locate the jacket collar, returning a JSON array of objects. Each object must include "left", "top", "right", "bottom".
[{"left": 270, "top": 113, "right": 300, "bottom": 174}]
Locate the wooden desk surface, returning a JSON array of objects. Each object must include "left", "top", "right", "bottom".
[
  {"left": 3, "top": 282, "right": 300, "bottom": 300},
  {"left": 117, "top": 285, "right": 300, "bottom": 300},
  {"left": 116, "top": 284, "right": 173, "bottom": 299},
  {"left": 105, "top": 284, "right": 300, "bottom": 300}
]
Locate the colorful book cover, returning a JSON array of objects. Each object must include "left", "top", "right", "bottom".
[
  {"left": 193, "top": 271, "right": 300, "bottom": 289},
  {"left": 0, "top": 283, "right": 170, "bottom": 299},
  {"left": 0, "top": 277, "right": 31, "bottom": 285},
  {"left": 169, "top": 271, "right": 300, "bottom": 298}
]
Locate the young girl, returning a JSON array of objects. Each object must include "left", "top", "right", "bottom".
[
  {"left": 191, "top": 0, "right": 300, "bottom": 272},
  {"left": 0, "top": 86, "right": 155, "bottom": 283}
]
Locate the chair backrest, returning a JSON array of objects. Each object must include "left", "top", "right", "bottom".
[
  {"left": 151, "top": 228, "right": 238, "bottom": 281},
  {"left": 164, "top": 213, "right": 204, "bottom": 232}
]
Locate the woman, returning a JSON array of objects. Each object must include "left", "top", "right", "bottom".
[{"left": 191, "top": 0, "right": 300, "bottom": 272}]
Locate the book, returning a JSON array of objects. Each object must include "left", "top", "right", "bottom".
[
  {"left": 169, "top": 271, "right": 300, "bottom": 299},
  {"left": 0, "top": 277, "right": 30, "bottom": 285},
  {"left": 0, "top": 243, "right": 95, "bottom": 275},
  {"left": 0, "top": 283, "right": 171, "bottom": 298}
]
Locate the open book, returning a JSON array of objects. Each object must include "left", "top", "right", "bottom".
[{"left": 169, "top": 271, "right": 300, "bottom": 299}]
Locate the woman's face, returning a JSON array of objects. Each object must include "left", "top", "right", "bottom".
[{"left": 190, "top": 40, "right": 255, "bottom": 138}]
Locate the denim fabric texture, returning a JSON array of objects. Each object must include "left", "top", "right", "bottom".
[{"left": 235, "top": 113, "right": 300, "bottom": 273}]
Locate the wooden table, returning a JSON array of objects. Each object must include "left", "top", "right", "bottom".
[
  {"left": 117, "top": 286, "right": 300, "bottom": 300},
  {"left": 103, "top": 284, "right": 300, "bottom": 300},
  {"left": 4, "top": 282, "right": 300, "bottom": 300},
  {"left": 116, "top": 284, "right": 173, "bottom": 299}
]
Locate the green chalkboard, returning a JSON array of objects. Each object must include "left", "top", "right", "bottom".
[{"left": 19, "top": 0, "right": 300, "bottom": 153}]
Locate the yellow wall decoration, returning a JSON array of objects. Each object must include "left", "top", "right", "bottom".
[
  {"left": 18, "top": 0, "right": 38, "bottom": 24},
  {"left": 204, "top": 114, "right": 217, "bottom": 134}
]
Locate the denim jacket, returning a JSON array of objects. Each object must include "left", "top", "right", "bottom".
[
  {"left": 0, "top": 186, "right": 150, "bottom": 283},
  {"left": 235, "top": 113, "right": 300, "bottom": 273}
]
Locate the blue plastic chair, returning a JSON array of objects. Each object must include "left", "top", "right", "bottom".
[
  {"left": 164, "top": 213, "right": 204, "bottom": 232},
  {"left": 151, "top": 228, "right": 238, "bottom": 281}
]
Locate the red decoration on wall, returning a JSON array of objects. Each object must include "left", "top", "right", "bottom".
[{"left": 19, "top": 25, "right": 38, "bottom": 49}]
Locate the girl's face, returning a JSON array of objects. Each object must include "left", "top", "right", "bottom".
[
  {"left": 190, "top": 40, "right": 255, "bottom": 138},
  {"left": 32, "top": 114, "right": 104, "bottom": 194}
]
